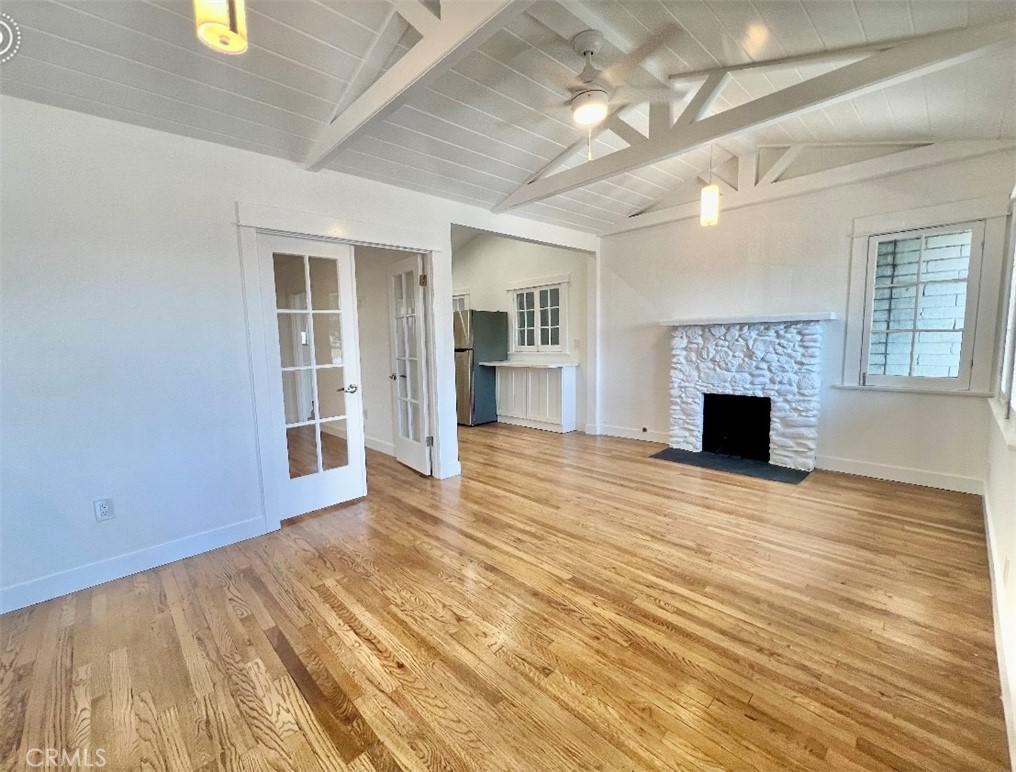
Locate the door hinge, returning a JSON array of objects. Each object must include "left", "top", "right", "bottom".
[
  {"left": 419, "top": 274, "right": 428, "bottom": 287},
  {"left": 425, "top": 435, "right": 434, "bottom": 447}
]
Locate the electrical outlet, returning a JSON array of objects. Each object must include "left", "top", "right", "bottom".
[{"left": 94, "top": 498, "right": 115, "bottom": 522}]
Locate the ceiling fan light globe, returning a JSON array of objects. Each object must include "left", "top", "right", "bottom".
[{"left": 571, "top": 91, "right": 609, "bottom": 126}]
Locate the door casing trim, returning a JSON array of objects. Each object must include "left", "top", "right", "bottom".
[{"left": 236, "top": 203, "right": 444, "bottom": 532}]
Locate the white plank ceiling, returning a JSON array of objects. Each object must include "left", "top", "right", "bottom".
[{"left": 2, "top": 0, "right": 1013, "bottom": 232}]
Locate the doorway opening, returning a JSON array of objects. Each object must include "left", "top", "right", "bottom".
[
  {"left": 449, "top": 224, "right": 595, "bottom": 445},
  {"left": 354, "top": 246, "right": 435, "bottom": 478},
  {"left": 241, "top": 227, "right": 439, "bottom": 532}
]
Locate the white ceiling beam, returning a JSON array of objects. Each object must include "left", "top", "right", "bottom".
[
  {"left": 606, "top": 115, "right": 647, "bottom": 146},
  {"left": 667, "top": 31, "right": 945, "bottom": 82},
  {"left": 494, "top": 21, "right": 1014, "bottom": 211},
  {"left": 603, "top": 141, "right": 1016, "bottom": 236},
  {"left": 757, "top": 145, "right": 802, "bottom": 186},
  {"left": 394, "top": 0, "right": 440, "bottom": 36},
  {"left": 648, "top": 103, "right": 671, "bottom": 138},
  {"left": 673, "top": 71, "right": 728, "bottom": 128},
  {"left": 305, "top": 0, "right": 531, "bottom": 171},
  {"left": 328, "top": 9, "right": 407, "bottom": 122}
]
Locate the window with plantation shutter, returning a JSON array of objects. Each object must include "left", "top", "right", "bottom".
[{"left": 861, "top": 221, "right": 984, "bottom": 391}]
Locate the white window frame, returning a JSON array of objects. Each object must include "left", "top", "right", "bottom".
[
  {"left": 507, "top": 275, "right": 569, "bottom": 354},
  {"left": 859, "top": 220, "right": 984, "bottom": 391},
  {"left": 999, "top": 197, "right": 1016, "bottom": 415},
  {"left": 452, "top": 290, "right": 470, "bottom": 312},
  {"left": 843, "top": 197, "right": 1009, "bottom": 397}
]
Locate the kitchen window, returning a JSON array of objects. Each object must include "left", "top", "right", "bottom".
[{"left": 512, "top": 281, "right": 566, "bottom": 353}]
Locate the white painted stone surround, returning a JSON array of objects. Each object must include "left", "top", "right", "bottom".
[{"left": 661, "top": 314, "right": 835, "bottom": 471}]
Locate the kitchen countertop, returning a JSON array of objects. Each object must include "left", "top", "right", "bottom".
[{"left": 479, "top": 361, "right": 578, "bottom": 369}]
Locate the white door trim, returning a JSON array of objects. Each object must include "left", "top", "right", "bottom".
[{"left": 237, "top": 205, "right": 449, "bottom": 534}]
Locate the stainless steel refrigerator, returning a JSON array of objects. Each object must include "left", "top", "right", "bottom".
[{"left": 453, "top": 310, "right": 508, "bottom": 425}]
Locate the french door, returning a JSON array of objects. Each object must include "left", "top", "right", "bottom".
[
  {"left": 387, "top": 254, "right": 431, "bottom": 475},
  {"left": 258, "top": 233, "right": 366, "bottom": 522}
]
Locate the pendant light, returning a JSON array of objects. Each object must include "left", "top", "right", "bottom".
[
  {"left": 194, "top": 0, "right": 248, "bottom": 54},
  {"left": 700, "top": 144, "right": 719, "bottom": 227}
]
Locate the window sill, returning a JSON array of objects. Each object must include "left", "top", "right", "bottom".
[
  {"left": 832, "top": 383, "right": 995, "bottom": 398},
  {"left": 989, "top": 398, "right": 1016, "bottom": 450}
]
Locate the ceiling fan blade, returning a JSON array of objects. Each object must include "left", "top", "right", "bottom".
[
  {"left": 543, "top": 99, "right": 572, "bottom": 114},
  {"left": 601, "top": 23, "right": 681, "bottom": 88},
  {"left": 611, "top": 86, "right": 686, "bottom": 105}
]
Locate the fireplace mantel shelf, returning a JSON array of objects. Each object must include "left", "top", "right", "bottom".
[{"left": 659, "top": 312, "right": 837, "bottom": 327}]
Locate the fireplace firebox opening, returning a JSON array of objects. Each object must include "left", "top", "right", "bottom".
[{"left": 702, "top": 394, "right": 772, "bottom": 463}]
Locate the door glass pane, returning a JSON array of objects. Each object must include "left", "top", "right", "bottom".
[
  {"left": 398, "top": 398, "right": 410, "bottom": 440},
  {"left": 408, "top": 401, "right": 420, "bottom": 442},
  {"left": 274, "top": 254, "right": 307, "bottom": 310},
  {"left": 404, "top": 316, "right": 417, "bottom": 357},
  {"left": 313, "top": 314, "right": 343, "bottom": 365},
  {"left": 309, "top": 257, "right": 340, "bottom": 310},
  {"left": 286, "top": 425, "right": 318, "bottom": 478},
  {"left": 407, "top": 359, "right": 418, "bottom": 400},
  {"left": 278, "top": 314, "right": 312, "bottom": 367},
  {"left": 396, "top": 359, "right": 408, "bottom": 399},
  {"left": 393, "top": 317, "right": 406, "bottom": 358},
  {"left": 320, "top": 421, "right": 349, "bottom": 471},
  {"left": 401, "top": 271, "right": 415, "bottom": 315},
  {"left": 282, "top": 370, "right": 316, "bottom": 424},
  {"left": 316, "top": 368, "right": 347, "bottom": 420}
]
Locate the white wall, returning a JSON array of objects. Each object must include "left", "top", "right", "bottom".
[
  {"left": 452, "top": 232, "right": 593, "bottom": 427},
  {"left": 985, "top": 402, "right": 1016, "bottom": 764},
  {"left": 0, "top": 96, "right": 596, "bottom": 611},
  {"left": 598, "top": 151, "right": 1016, "bottom": 491}
]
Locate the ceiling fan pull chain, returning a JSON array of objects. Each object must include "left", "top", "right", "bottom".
[{"left": 587, "top": 127, "right": 592, "bottom": 161}]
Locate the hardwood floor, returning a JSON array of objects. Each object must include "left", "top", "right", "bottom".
[{"left": 1, "top": 425, "right": 1007, "bottom": 771}]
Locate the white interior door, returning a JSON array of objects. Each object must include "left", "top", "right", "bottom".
[
  {"left": 258, "top": 233, "right": 366, "bottom": 522},
  {"left": 387, "top": 254, "right": 431, "bottom": 475}
]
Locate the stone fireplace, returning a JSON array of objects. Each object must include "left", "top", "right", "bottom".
[{"left": 660, "top": 313, "right": 835, "bottom": 471}]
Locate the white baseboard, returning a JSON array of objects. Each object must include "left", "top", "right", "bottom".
[
  {"left": 815, "top": 455, "right": 984, "bottom": 494},
  {"left": 365, "top": 435, "right": 395, "bottom": 456},
  {"left": 599, "top": 424, "right": 670, "bottom": 444},
  {"left": 0, "top": 517, "right": 266, "bottom": 613},
  {"left": 984, "top": 496, "right": 1016, "bottom": 770},
  {"left": 497, "top": 416, "right": 577, "bottom": 434}
]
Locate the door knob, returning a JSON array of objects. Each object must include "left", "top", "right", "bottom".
[
  {"left": 389, "top": 373, "right": 397, "bottom": 381},
  {"left": 338, "top": 384, "right": 359, "bottom": 394}
]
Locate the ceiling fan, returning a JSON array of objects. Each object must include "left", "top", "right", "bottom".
[{"left": 545, "top": 25, "right": 688, "bottom": 129}]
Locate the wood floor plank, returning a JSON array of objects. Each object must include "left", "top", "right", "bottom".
[{"left": 0, "top": 425, "right": 1008, "bottom": 770}]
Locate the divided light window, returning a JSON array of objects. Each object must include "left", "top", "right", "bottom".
[
  {"left": 514, "top": 283, "right": 564, "bottom": 352},
  {"left": 862, "top": 221, "right": 984, "bottom": 391}
]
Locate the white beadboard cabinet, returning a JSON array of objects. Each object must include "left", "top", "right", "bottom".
[{"left": 480, "top": 362, "right": 578, "bottom": 433}]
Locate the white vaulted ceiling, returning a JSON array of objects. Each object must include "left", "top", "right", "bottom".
[{"left": 2, "top": 1, "right": 1014, "bottom": 232}]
